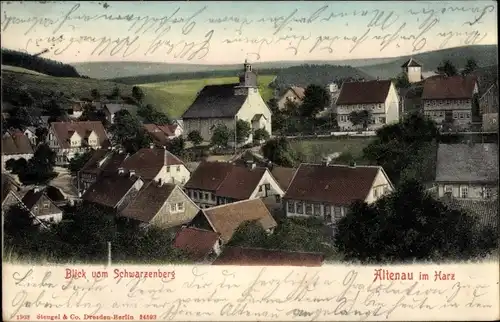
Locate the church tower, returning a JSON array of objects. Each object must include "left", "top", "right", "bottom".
[
  {"left": 401, "top": 58, "right": 422, "bottom": 83},
  {"left": 235, "top": 59, "right": 258, "bottom": 95}
]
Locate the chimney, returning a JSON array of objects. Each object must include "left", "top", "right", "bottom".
[
  {"left": 163, "top": 146, "right": 168, "bottom": 166},
  {"left": 129, "top": 169, "right": 136, "bottom": 177},
  {"left": 33, "top": 186, "right": 42, "bottom": 193},
  {"left": 118, "top": 167, "right": 125, "bottom": 175},
  {"left": 150, "top": 143, "right": 155, "bottom": 149}
]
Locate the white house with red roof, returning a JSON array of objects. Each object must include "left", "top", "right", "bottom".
[
  {"left": 283, "top": 163, "right": 393, "bottom": 226},
  {"left": 335, "top": 80, "right": 399, "bottom": 130}
]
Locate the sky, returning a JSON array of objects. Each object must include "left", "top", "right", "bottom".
[{"left": 1, "top": 1, "right": 497, "bottom": 64}]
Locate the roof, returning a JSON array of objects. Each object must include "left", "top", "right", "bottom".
[
  {"left": 21, "top": 188, "right": 62, "bottom": 217},
  {"left": 2, "top": 130, "right": 34, "bottom": 155},
  {"left": 103, "top": 103, "right": 137, "bottom": 114},
  {"left": 82, "top": 174, "right": 141, "bottom": 208},
  {"left": 436, "top": 144, "right": 499, "bottom": 183},
  {"left": 80, "top": 149, "right": 128, "bottom": 175},
  {"left": 184, "top": 161, "right": 268, "bottom": 199},
  {"left": 270, "top": 166, "right": 296, "bottom": 191},
  {"left": 182, "top": 83, "right": 247, "bottom": 119},
  {"left": 143, "top": 124, "right": 178, "bottom": 145},
  {"left": 120, "top": 181, "right": 176, "bottom": 222},
  {"left": 202, "top": 198, "right": 277, "bottom": 243},
  {"left": 284, "top": 163, "right": 382, "bottom": 205},
  {"left": 422, "top": 75, "right": 477, "bottom": 100},
  {"left": 336, "top": 80, "right": 392, "bottom": 105},
  {"left": 440, "top": 196, "right": 498, "bottom": 229},
  {"left": 50, "top": 121, "right": 109, "bottom": 149},
  {"left": 173, "top": 227, "right": 220, "bottom": 261},
  {"left": 120, "top": 147, "right": 184, "bottom": 179},
  {"left": 401, "top": 58, "right": 422, "bottom": 68},
  {"left": 251, "top": 114, "right": 265, "bottom": 122},
  {"left": 290, "top": 86, "right": 306, "bottom": 99},
  {"left": 212, "top": 247, "right": 324, "bottom": 266}
]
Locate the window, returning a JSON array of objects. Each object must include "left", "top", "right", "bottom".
[
  {"left": 459, "top": 113, "right": 464, "bottom": 119},
  {"left": 259, "top": 186, "right": 263, "bottom": 192},
  {"left": 287, "top": 201, "right": 294, "bottom": 213},
  {"left": 453, "top": 113, "right": 458, "bottom": 119},
  {"left": 305, "top": 203, "right": 312, "bottom": 215},
  {"left": 439, "top": 111, "right": 444, "bottom": 117},
  {"left": 211, "top": 193, "right": 215, "bottom": 201},
  {"left": 166, "top": 166, "right": 170, "bottom": 172},
  {"left": 313, "top": 203, "right": 321, "bottom": 216},
  {"left": 170, "top": 203, "right": 177, "bottom": 212},
  {"left": 177, "top": 203, "right": 184, "bottom": 211},
  {"left": 49, "top": 217, "right": 54, "bottom": 222},
  {"left": 296, "top": 202, "right": 304, "bottom": 214},
  {"left": 373, "top": 188, "right": 378, "bottom": 198},
  {"left": 444, "top": 185, "right": 452, "bottom": 194},
  {"left": 383, "top": 186, "right": 390, "bottom": 194},
  {"left": 193, "top": 191, "right": 199, "bottom": 199},
  {"left": 460, "top": 186, "right": 468, "bottom": 198},
  {"left": 265, "top": 184, "right": 271, "bottom": 191},
  {"left": 379, "top": 117, "right": 386, "bottom": 124},
  {"left": 465, "top": 112, "right": 471, "bottom": 119},
  {"left": 275, "top": 195, "right": 281, "bottom": 203},
  {"left": 176, "top": 166, "right": 180, "bottom": 172},
  {"left": 484, "top": 187, "right": 492, "bottom": 199},
  {"left": 204, "top": 193, "right": 209, "bottom": 200},
  {"left": 43, "top": 203, "right": 49, "bottom": 209},
  {"left": 324, "top": 205, "right": 331, "bottom": 216},
  {"left": 334, "top": 206, "right": 342, "bottom": 220}
]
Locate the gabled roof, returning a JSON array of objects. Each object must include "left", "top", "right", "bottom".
[
  {"left": 103, "top": 103, "right": 137, "bottom": 115},
  {"left": 2, "top": 130, "right": 34, "bottom": 155},
  {"left": 270, "top": 166, "right": 296, "bottom": 191},
  {"left": 50, "top": 121, "right": 109, "bottom": 149},
  {"left": 120, "top": 147, "right": 185, "bottom": 179},
  {"left": 436, "top": 144, "right": 498, "bottom": 183},
  {"left": 21, "top": 188, "right": 62, "bottom": 217},
  {"left": 173, "top": 227, "right": 220, "bottom": 261},
  {"left": 143, "top": 124, "right": 179, "bottom": 145},
  {"left": 335, "top": 80, "right": 392, "bottom": 105},
  {"left": 80, "top": 149, "right": 128, "bottom": 175},
  {"left": 284, "top": 163, "right": 385, "bottom": 205},
  {"left": 182, "top": 84, "right": 247, "bottom": 119},
  {"left": 120, "top": 181, "right": 177, "bottom": 223},
  {"left": 290, "top": 86, "right": 306, "bottom": 99},
  {"left": 422, "top": 75, "right": 478, "bottom": 100},
  {"left": 212, "top": 247, "right": 325, "bottom": 266},
  {"left": 440, "top": 196, "right": 498, "bottom": 229},
  {"left": 82, "top": 174, "right": 142, "bottom": 208},
  {"left": 401, "top": 58, "right": 422, "bottom": 68},
  {"left": 184, "top": 161, "right": 271, "bottom": 200},
  {"left": 201, "top": 199, "right": 277, "bottom": 243}
]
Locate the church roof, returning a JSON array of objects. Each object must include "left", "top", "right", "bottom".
[
  {"left": 182, "top": 83, "right": 247, "bottom": 119},
  {"left": 401, "top": 58, "right": 422, "bottom": 68}
]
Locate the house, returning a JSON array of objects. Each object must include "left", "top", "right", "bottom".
[
  {"left": 230, "top": 149, "right": 271, "bottom": 168},
  {"left": 482, "top": 113, "right": 498, "bottom": 132},
  {"left": 212, "top": 247, "right": 325, "bottom": 266},
  {"left": 435, "top": 143, "right": 498, "bottom": 200},
  {"left": 398, "top": 85, "right": 424, "bottom": 118},
  {"left": 2, "top": 174, "right": 23, "bottom": 212},
  {"left": 143, "top": 123, "right": 182, "bottom": 146},
  {"left": 1, "top": 130, "right": 35, "bottom": 169},
  {"left": 102, "top": 103, "right": 137, "bottom": 124},
  {"left": 23, "top": 127, "right": 38, "bottom": 146},
  {"left": 173, "top": 227, "right": 222, "bottom": 262},
  {"left": 120, "top": 181, "right": 199, "bottom": 229},
  {"left": 189, "top": 198, "right": 277, "bottom": 244},
  {"left": 269, "top": 166, "right": 296, "bottom": 192},
  {"left": 440, "top": 196, "right": 498, "bottom": 230},
  {"left": 401, "top": 58, "right": 423, "bottom": 83},
  {"left": 66, "top": 99, "right": 85, "bottom": 119},
  {"left": 47, "top": 121, "right": 110, "bottom": 165},
  {"left": 181, "top": 60, "right": 272, "bottom": 143},
  {"left": 422, "top": 75, "right": 479, "bottom": 130},
  {"left": 283, "top": 163, "right": 394, "bottom": 226},
  {"left": 81, "top": 171, "right": 144, "bottom": 212},
  {"left": 184, "top": 161, "right": 284, "bottom": 208},
  {"left": 478, "top": 82, "right": 499, "bottom": 115},
  {"left": 277, "top": 86, "right": 305, "bottom": 111},
  {"left": 21, "top": 187, "right": 63, "bottom": 224},
  {"left": 78, "top": 149, "right": 129, "bottom": 193},
  {"left": 120, "top": 146, "right": 190, "bottom": 184},
  {"left": 335, "top": 80, "right": 399, "bottom": 130}
]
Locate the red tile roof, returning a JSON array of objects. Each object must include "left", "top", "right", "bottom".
[
  {"left": 284, "top": 164, "right": 383, "bottom": 205},
  {"left": 120, "top": 147, "right": 184, "bottom": 180},
  {"left": 422, "top": 75, "right": 478, "bottom": 100},
  {"left": 2, "top": 130, "right": 34, "bottom": 155},
  {"left": 173, "top": 227, "right": 220, "bottom": 261},
  {"left": 336, "top": 80, "right": 392, "bottom": 105},
  {"left": 80, "top": 149, "right": 128, "bottom": 175},
  {"left": 50, "top": 121, "right": 109, "bottom": 149},
  {"left": 184, "top": 161, "right": 268, "bottom": 200},
  {"left": 212, "top": 247, "right": 324, "bottom": 266},
  {"left": 82, "top": 174, "right": 142, "bottom": 208},
  {"left": 202, "top": 199, "right": 277, "bottom": 243},
  {"left": 143, "top": 124, "right": 178, "bottom": 145},
  {"left": 270, "top": 166, "right": 296, "bottom": 191},
  {"left": 290, "top": 86, "right": 306, "bottom": 99}
]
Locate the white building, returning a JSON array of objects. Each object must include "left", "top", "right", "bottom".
[
  {"left": 1, "top": 130, "right": 35, "bottom": 169},
  {"left": 181, "top": 60, "right": 272, "bottom": 144},
  {"left": 335, "top": 80, "right": 399, "bottom": 130},
  {"left": 401, "top": 58, "right": 423, "bottom": 83}
]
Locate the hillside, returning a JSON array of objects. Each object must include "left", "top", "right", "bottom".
[
  {"left": 359, "top": 45, "right": 498, "bottom": 79},
  {"left": 141, "top": 75, "right": 276, "bottom": 118},
  {"left": 1, "top": 65, "right": 48, "bottom": 76}
]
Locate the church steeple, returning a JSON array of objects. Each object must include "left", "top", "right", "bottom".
[
  {"left": 244, "top": 59, "right": 252, "bottom": 72},
  {"left": 238, "top": 59, "right": 257, "bottom": 88}
]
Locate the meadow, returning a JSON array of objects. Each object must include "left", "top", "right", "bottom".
[
  {"left": 139, "top": 75, "right": 276, "bottom": 118},
  {"left": 290, "top": 137, "right": 374, "bottom": 163}
]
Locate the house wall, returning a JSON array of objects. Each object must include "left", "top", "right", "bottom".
[
  {"left": 24, "top": 130, "right": 37, "bottom": 146},
  {"left": 284, "top": 198, "right": 349, "bottom": 226},
  {"left": 250, "top": 170, "right": 285, "bottom": 206},
  {"left": 237, "top": 89, "right": 272, "bottom": 137},
  {"left": 150, "top": 187, "right": 199, "bottom": 229},
  {"left": 1, "top": 191, "right": 21, "bottom": 211},
  {"left": 38, "top": 212, "right": 63, "bottom": 224},
  {"left": 385, "top": 83, "right": 400, "bottom": 124},
  {"left": 407, "top": 66, "right": 421, "bottom": 83},
  {"left": 47, "top": 128, "right": 102, "bottom": 165},
  {"left": 364, "top": 169, "right": 393, "bottom": 204},
  {"left": 479, "top": 85, "right": 499, "bottom": 114},
  {"left": 437, "top": 183, "right": 498, "bottom": 200},
  {"left": 183, "top": 117, "right": 234, "bottom": 143},
  {"left": 482, "top": 113, "right": 498, "bottom": 132},
  {"left": 154, "top": 164, "right": 190, "bottom": 185},
  {"left": 337, "top": 103, "right": 386, "bottom": 130},
  {"left": 277, "top": 89, "right": 301, "bottom": 110},
  {"left": 423, "top": 99, "right": 473, "bottom": 129},
  {"left": 186, "top": 189, "right": 218, "bottom": 208},
  {"left": 116, "top": 179, "right": 144, "bottom": 212}
]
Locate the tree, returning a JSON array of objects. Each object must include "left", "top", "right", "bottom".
[
  {"left": 266, "top": 98, "right": 279, "bottom": 114},
  {"left": 91, "top": 88, "right": 100, "bottom": 101},
  {"left": 18, "top": 144, "right": 57, "bottom": 185},
  {"left": 284, "top": 100, "right": 300, "bottom": 115},
  {"left": 335, "top": 180, "right": 498, "bottom": 263},
  {"left": 300, "top": 84, "right": 331, "bottom": 117},
  {"left": 437, "top": 60, "right": 458, "bottom": 77},
  {"left": 110, "top": 110, "right": 152, "bottom": 153},
  {"left": 111, "top": 86, "right": 121, "bottom": 99},
  {"left": 253, "top": 128, "right": 270, "bottom": 142},
  {"left": 131, "top": 86, "right": 145, "bottom": 103},
  {"left": 462, "top": 58, "right": 478, "bottom": 76},
  {"left": 137, "top": 104, "right": 171, "bottom": 125},
  {"left": 349, "top": 110, "right": 372, "bottom": 130},
  {"left": 261, "top": 137, "right": 297, "bottom": 167},
  {"left": 395, "top": 72, "right": 410, "bottom": 89},
  {"left": 187, "top": 130, "right": 203, "bottom": 146},
  {"left": 69, "top": 151, "right": 93, "bottom": 173},
  {"left": 5, "top": 158, "right": 28, "bottom": 174},
  {"left": 166, "top": 137, "right": 185, "bottom": 156},
  {"left": 234, "top": 120, "right": 251, "bottom": 145},
  {"left": 7, "top": 106, "right": 32, "bottom": 129},
  {"left": 210, "top": 124, "right": 230, "bottom": 148},
  {"left": 35, "top": 127, "right": 48, "bottom": 144}
]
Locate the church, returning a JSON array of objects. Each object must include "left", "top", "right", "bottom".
[{"left": 181, "top": 60, "right": 272, "bottom": 144}]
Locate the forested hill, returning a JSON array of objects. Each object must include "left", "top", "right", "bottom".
[
  {"left": 1, "top": 48, "right": 81, "bottom": 78},
  {"left": 271, "top": 64, "right": 373, "bottom": 90}
]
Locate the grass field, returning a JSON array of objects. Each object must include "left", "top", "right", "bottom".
[
  {"left": 140, "top": 75, "right": 276, "bottom": 118},
  {"left": 2, "top": 65, "right": 48, "bottom": 76},
  {"left": 290, "top": 137, "right": 374, "bottom": 163}
]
